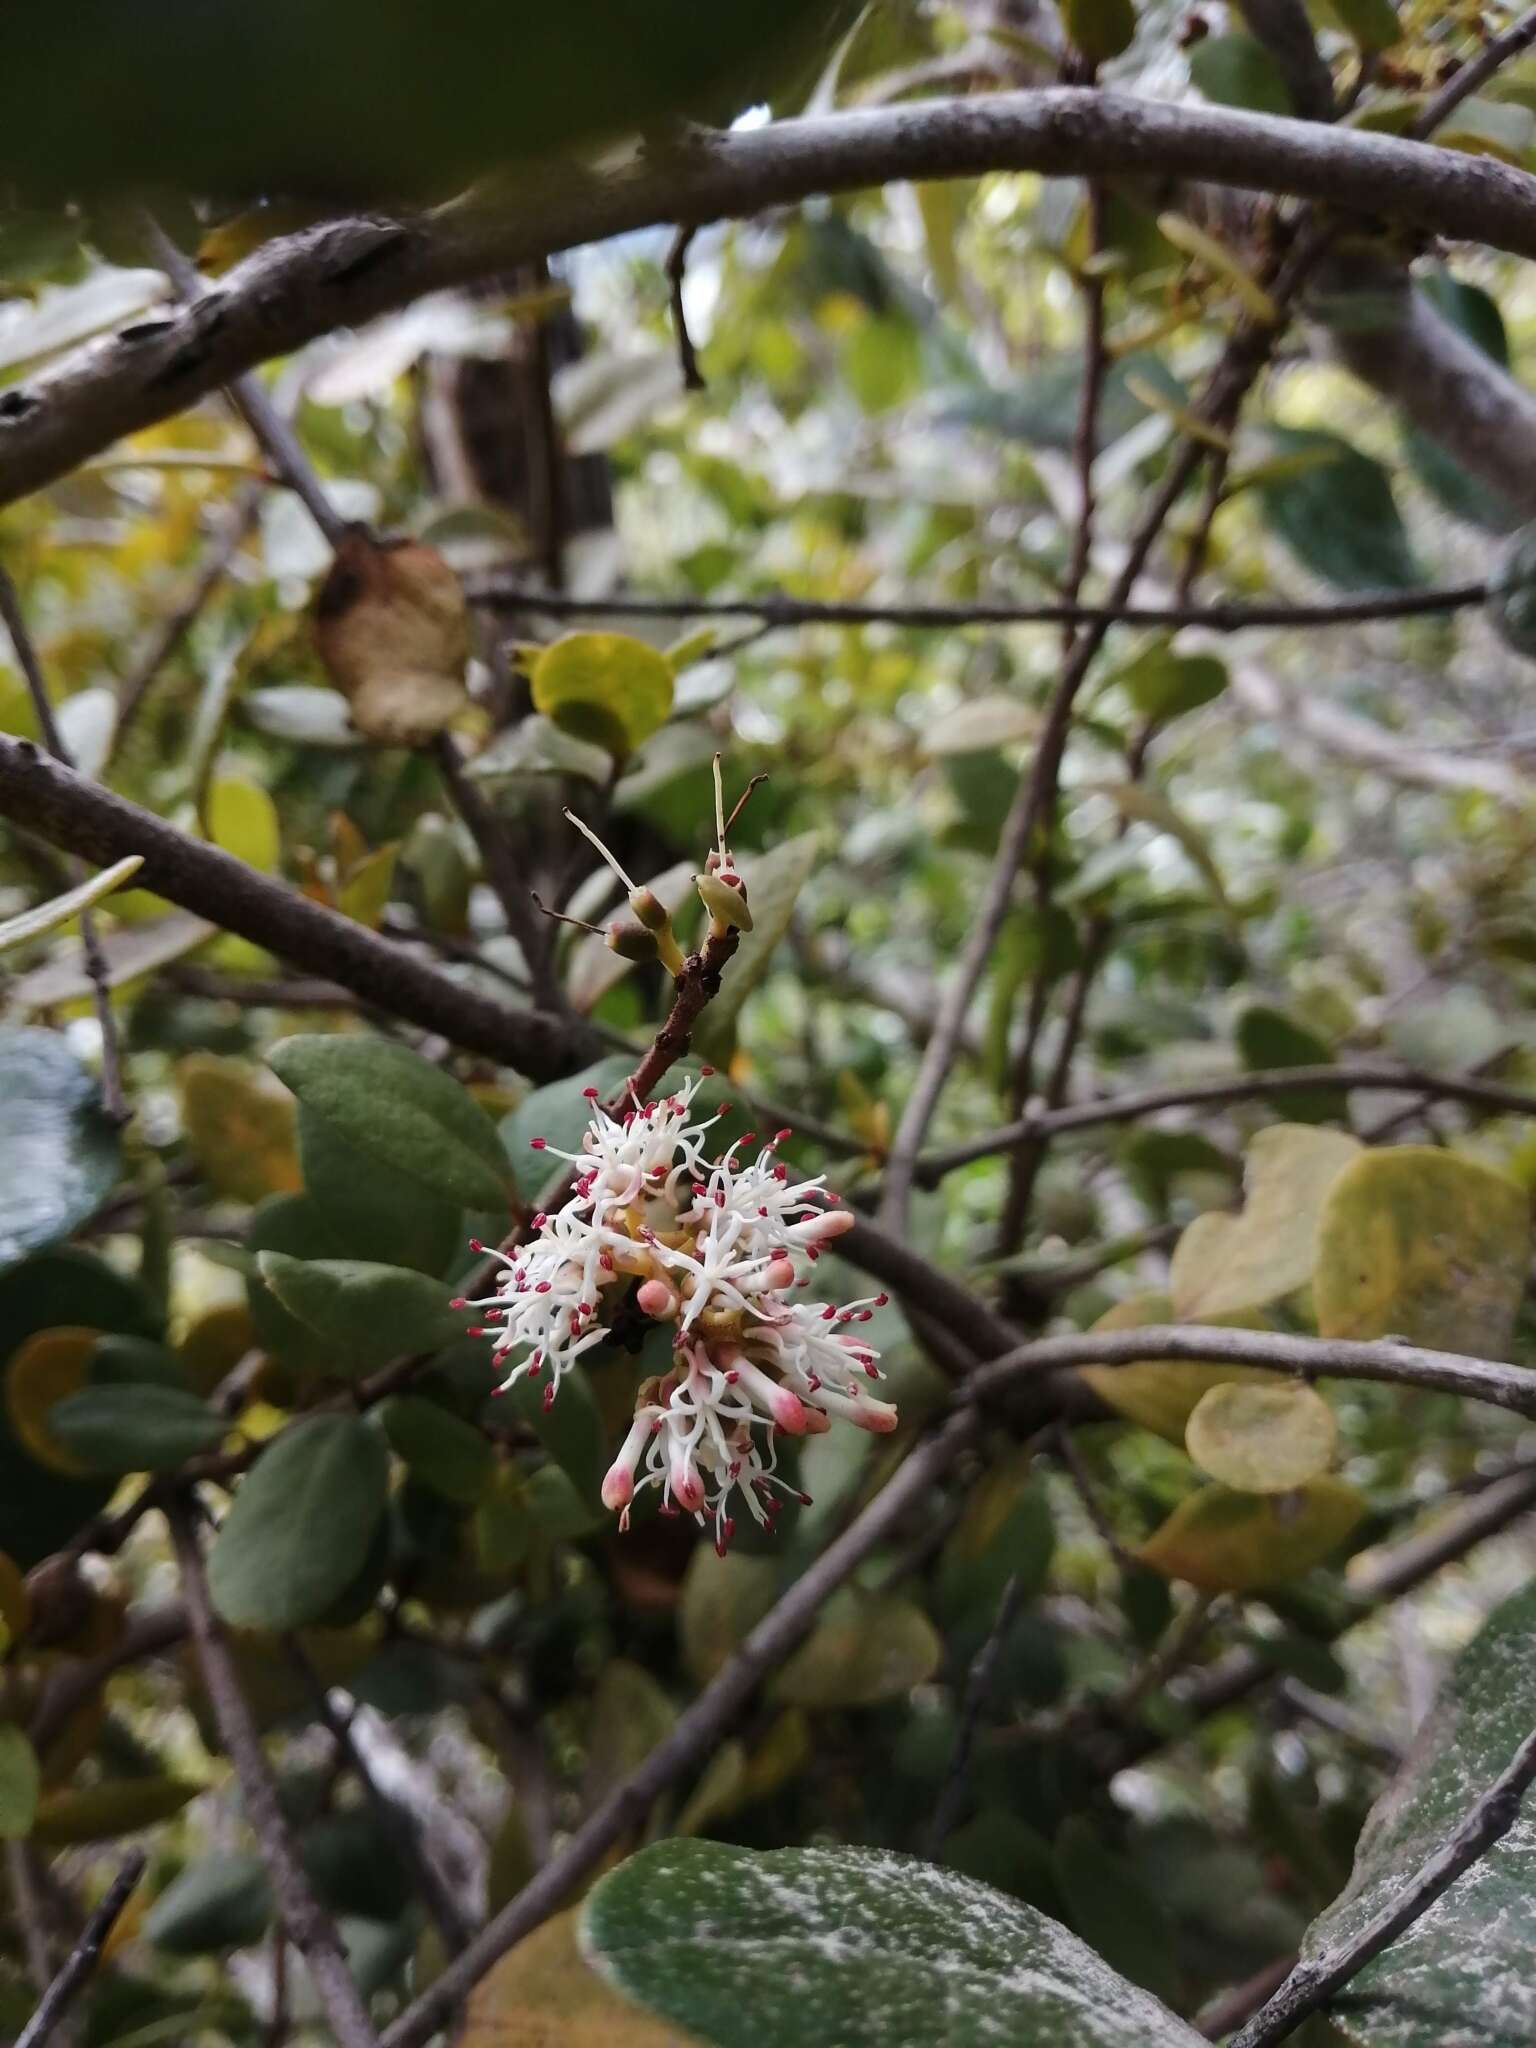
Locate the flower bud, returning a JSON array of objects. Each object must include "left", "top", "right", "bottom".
[
  {"left": 605, "top": 919, "right": 659, "bottom": 962},
  {"left": 695, "top": 870, "right": 754, "bottom": 932},
  {"left": 628, "top": 886, "right": 671, "bottom": 932},
  {"left": 637, "top": 1277, "right": 679, "bottom": 1319}
]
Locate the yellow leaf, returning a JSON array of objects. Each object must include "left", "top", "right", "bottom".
[
  {"left": 206, "top": 774, "right": 281, "bottom": 874},
  {"left": 5, "top": 1327, "right": 99, "bottom": 1476},
  {"left": 336, "top": 841, "right": 400, "bottom": 929},
  {"left": 1169, "top": 1125, "right": 1361, "bottom": 1320},
  {"left": 1313, "top": 1146, "right": 1531, "bottom": 1359},
  {"left": 462, "top": 1908, "right": 698, "bottom": 2046},
  {"left": 179, "top": 1054, "right": 302, "bottom": 1203},
  {"left": 1185, "top": 1380, "right": 1336, "bottom": 1494},
  {"left": 1138, "top": 1478, "right": 1364, "bottom": 1592},
  {"left": 1077, "top": 1293, "right": 1278, "bottom": 1441}
]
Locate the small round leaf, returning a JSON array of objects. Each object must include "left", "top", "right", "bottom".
[
  {"left": 530, "top": 633, "right": 674, "bottom": 759},
  {"left": 1185, "top": 1380, "right": 1336, "bottom": 1494}
]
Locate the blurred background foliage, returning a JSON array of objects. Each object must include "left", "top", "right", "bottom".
[{"left": 4, "top": 0, "right": 1536, "bottom": 2043}]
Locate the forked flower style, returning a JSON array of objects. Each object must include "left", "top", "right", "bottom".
[{"left": 457, "top": 1075, "right": 897, "bottom": 1553}]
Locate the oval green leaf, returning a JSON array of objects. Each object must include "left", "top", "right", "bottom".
[
  {"left": 531, "top": 632, "right": 675, "bottom": 759},
  {"left": 268, "top": 1034, "right": 511, "bottom": 1213},
  {"left": 1169, "top": 1124, "right": 1362, "bottom": 1320},
  {"left": 258, "top": 1252, "right": 471, "bottom": 1372},
  {"left": 1138, "top": 1478, "right": 1364, "bottom": 1592},
  {"left": 207, "top": 1414, "right": 390, "bottom": 1630},
  {"left": 582, "top": 1841, "right": 1208, "bottom": 2048},
  {"left": 0, "top": 1028, "right": 122, "bottom": 1274},
  {"left": 47, "top": 1383, "right": 225, "bottom": 1472}
]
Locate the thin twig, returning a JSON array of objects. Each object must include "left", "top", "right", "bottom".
[
  {"left": 166, "top": 1498, "right": 382, "bottom": 2048},
  {"left": 7, "top": 1842, "right": 56, "bottom": 2008},
  {"left": 1410, "top": 7, "right": 1536, "bottom": 140},
  {"left": 1197, "top": 1955, "right": 1297, "bottom": 2041},
  {"left": 15, "top": 1852, "right": 146, "bottom": 2048},
  {"left": 431, "top": 733, "right": 562, "bottom": 1011},
  {"left": 665, "top": 225, "right": 706, "bottom": 391},
  {"left": 107, "top": 481, "right": 265, "bottom": 765},
  {"left": 467, "top": 577, "right": 1489, "bottom": 635},
  {"left": 925, "top": 1571, "right": 1029, "bottom": 1855},
  {"left": 917, "top": 1059, "right": 1536, "bottom": 1180},
  {"left": 0, "top": 565, "right": 127, "bottom": 1122},
  {"left": 379, "top": 1409, "right": 980, "bottom": 2048},
  {"left": 1230, "top": 1725, "right": 1536, "bottom": 2048}
]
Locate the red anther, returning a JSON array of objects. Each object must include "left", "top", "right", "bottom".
[
  {"left": 715, "top": 1191, "right": 725, "bottom": 1208},
  {"left": 874, "top": 1293, "right": 889, "bottom": 1307},
  {"left": 700, "top": 1065, "right": 715, "bottom": 1077},
  {"left": 806, "top": 1374, "right": 821, "bottom": 1391},
  {"left": 759, "top": 1205, "right": 770, "bottom": 1217},
  {"left": 718, "top": 1100, "right": 733, "bottom": 1113},
  {"left": 725, "top": 1370, "right": 740, "bottom": 1384},
  {"left": 582, "top": 1086, "right": 599, "bottom": 1099},
  {"left": 795, "top": 1489, "right": 814, "bottom": 1507},
  {"left": 715, "top": 1534, "right": 728, "bottom": 1557},
  {"left": 466, "top": 1325, "right": 485, "bottom": 1337},
  {"left": 490, "top": 1383, "right": 506, "bottom": 1397},
  {"left": 806, "top": 1245, "right": 819, "bottom": 1261},
  {"left": 529, "top": 1137, "right": 547, "bottom": 1150},
  {"left": 740, "top": 1132, "right": 756, "bottom": 1146},
  {"left": 858, "top": 1309, "right": 873, "bottom": 1322},
  {"left": 728, "top": 1460, "right": 742, "bottom": 1478},
  {"left": 542, "top": 1383, "right": 556, "bottom": 1410},
  {"left": 821, "top": 1305, "right": 836, "bottom": 1321},
  {"left": 535, "top": 1280, "right": 552, "bottom": 1294},
  {"left": 468, "top": 1238, "right": 484, "bottom": 1253},
  {"left": 532, "top": 1213, "right": 547, "bottom": 1228},
  {"left": 775, "top": 1128, "right": 792, "bottom": 1143},
  {"left": 599, "top": 1252, "right": 615, "bottom": 1271},
  {"left": 530, "top": 1350, "right": 543, "bottom": 1367},
  {"left": 723, "top": 1516, "right": 736, "bottom": 1543},
  {"left": 865, "top": 1360, "right": 880, "bottom": 1378},
  {"left": 659, "top": 1501, "right": 679, "bottom": 1518},
  {"left": 773, "top": 1165, "right": 788, "bottom": 1182},
  {"left": 578, "top": 1302, "right": 593, "bottom": 1316},
  {"left": 449, "top": 1297, "right": 467, "bottom": 1310}
]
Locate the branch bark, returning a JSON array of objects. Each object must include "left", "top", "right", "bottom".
[
  {"left": 8, "top": 90, "right": 1536, "bottom": 504},
  {"left": 917, "top": 1058, "right": 1536, "bottom": 1178},
  {"left": 166, "top": 1499, "right": 382, "bottom": 2048},
  {"left": 0, "top": 737, "right": 596, "bottom": 1079},
  {"left": 15, "top": 1852, "right": 145, "bottom": 2048}
]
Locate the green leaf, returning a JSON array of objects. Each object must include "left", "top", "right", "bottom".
[
  {"left": 0, "top": 1724, "right": 39, "bottom": 1839},
  {"left": 0, "top": 856, "right": 142, "bottom": 955},
  {"left": 1320, "top": 0, "right": 1400, "bottom": 51},
  {"left": 1082, "top": 783, "right": 1234, "bottom": 921},
  {"left": 583, "top": 1659, "right": 678, "bottom": 1808},
  {"left": 1169, "top": 1124, "right": 1362, "bottom": 1320},
  {"left": 1189, "top": 33, "right": 1292, "bottom": 115},
  {"left": 1312, "top": 1147, "right": 1531, "bottom": 1358},
  {"left": 0, "top": 1027, "right": 122, "bottom": 1273},
  {"left": 46, "top": 1383, "right": 224, "bottom": 1472},
  {"left": 530, "top": 632, "right": 675, "bottom": 759},
  {"left": 1138, "top": 1478, "right": 1364, "bottom": 1591},
  {"left": 379, "top": 1395, "right": 493, "bottom": 1504},
  {"left": 937, "top": 1452, "right": 1055, "bottom": 1624},
  {"left": 770, "top": 1590, "right": 941, "bottom": 1709},
  {"left": 502, "top": 1055, "right": 636, "bottom": 1204},
  {"left": 33, "top": 1776, "right": 199, "bottom": 1844},
  {"left": 258, "top": 1253, "right": 470, "bottom": 1373},
  {"left": 269, "top": 1035, "right": 511, "bottom": 1213},
  {"left": 0, "top": 0, "right": 854, "bottom": 200},
  {"left": 298, "top": 1105, "right": 463, "bottom": 1277},
  {"left": 1258, "top": 427, "right": 1422, "bottom": 591},
  {"left": 207, "top": 1414, "right": 390, "bottom": 1629},
  {"left": 241, "top": 683, "right": 363, "bottom": 749},
  {"left": 1112, "top": 641, "right": 1228, "bottom": 724},
  {"left": 696, "top": 834, "right": 820, "bottom": 1055},
  {"left": 1053, "top": 1819, "right": 1180, "bottom": 2004},
  {"left": 583, "top": 1841, "right": 1208, "bottom": 2047},
  {"left": 1403, "top": 270, "right": 1517, "bottom": 530},
  {"left": 680, "top": 1548, "right": 780, "bottom": 1687},
  {"left": 1058, "top": 0, "right": 1137, "bottom": 63},
  {"left": 1236, "top": 1005, "right": 1341, "bottom": 1121},
  {"left": 1298, "top": 1577, "right": 1536, "bottom": 2045},
  {"left": 145, "top": 1852, "right": 273, "bottom": 1953},
  {"left": 179, "top": 1053, "right": 301, "bottom": 1205},
  {"left": 499, "top": 1362, "right": 607, "bottom": 1508}
]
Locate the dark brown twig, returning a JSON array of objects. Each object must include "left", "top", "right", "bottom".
[
  {"left": 665, "top": 224, "right": 706, "bottom": 391},
  {"left": 925, "top": 1571, "right": 1029, "bottom": 1856},
  {"left": 1410, "top": 7, "right": 1536, "bottom": 141},
  {"left": 15, "top": 1852, "right": 146, "bottom": 2048}
]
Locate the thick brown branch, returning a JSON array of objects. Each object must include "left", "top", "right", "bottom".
[
  {"left": 9, "top": 91, "right": 1536, "bottom": 504},
  {"left": 0, "top": 737, "right": 596, "bottom": 1079}
]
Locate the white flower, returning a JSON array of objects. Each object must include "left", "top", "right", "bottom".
[{"left": 459, "top": 1075, "right": 896, "bottom": 1549}]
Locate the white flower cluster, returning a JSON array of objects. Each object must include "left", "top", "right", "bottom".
[{"left": 457, "top": 1077, "right": 896, "bottom": 1552}]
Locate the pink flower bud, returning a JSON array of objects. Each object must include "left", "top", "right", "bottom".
[
  {"left": 637, "top": 1277, "right": 679, "bottom": 1319},
  {"left": 765, "top": 1254, "right": 796, "bottom": 1291},
  {"left": 601, "top": 1462, "right": 634, "bottom": 1511}
]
